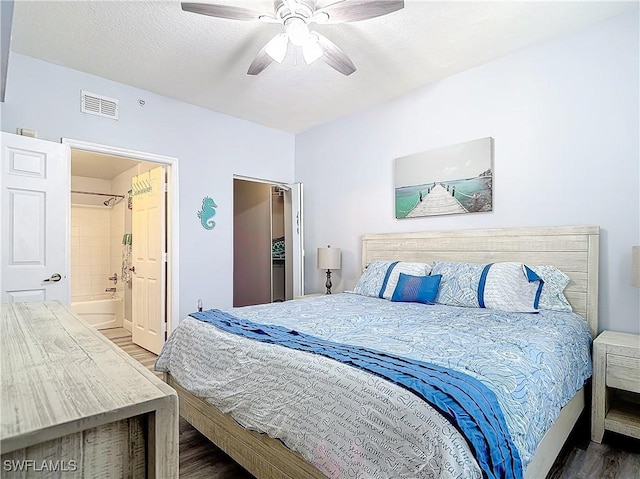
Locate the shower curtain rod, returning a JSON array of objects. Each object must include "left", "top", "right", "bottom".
[{"left": 71, "top": 190, "right": 125, "bottom": 199}]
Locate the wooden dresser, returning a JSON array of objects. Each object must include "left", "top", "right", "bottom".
[{"left": 1, "top": 301, "right": 178, "bottom": 478}]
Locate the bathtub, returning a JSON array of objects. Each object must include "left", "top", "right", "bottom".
[{"left": 71, "top": 294, "right": 124, "bottom": 330}]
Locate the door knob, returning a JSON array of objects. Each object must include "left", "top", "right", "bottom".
[{"left": 43, "top": 273, "right": 62, "bottom": 283}]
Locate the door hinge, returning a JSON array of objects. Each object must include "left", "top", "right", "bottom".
[
  {"left": 163, "top": 182, "right": 168, "bottom": 193},
  {"left": 162, "top": 252, "right": 168, "bottom": 262}
]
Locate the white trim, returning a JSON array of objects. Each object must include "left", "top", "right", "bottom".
[
  {"left": 233, "top": 174, "right": 291, "bottom": 188},
  {"left": 62, "top": 138, "right": 180, "bottom": 336},
  {"left": 63, "top": 138, "right": 178, "bottom": 164},
  {"left": 64, "top": 143, "right": 72, "bottom": 307}
]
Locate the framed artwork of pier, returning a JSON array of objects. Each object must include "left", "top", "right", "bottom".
[{"left": 394, "top": 137, "right": 494, "bottom": 219}]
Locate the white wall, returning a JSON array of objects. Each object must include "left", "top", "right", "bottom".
[
  {"left": 295, "top": 11, "right": 640, "bottom": 334},
  {"left": 2, "top": 53, "right": 295, "bottom": 320}
]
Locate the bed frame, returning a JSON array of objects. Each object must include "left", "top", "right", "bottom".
[{"left": 166, "top": 225, "right": 599, "bottom": 479}]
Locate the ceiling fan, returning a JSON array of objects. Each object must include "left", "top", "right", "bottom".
[{"left": 181, "top": 0, "right": 404, "bottom": 76}]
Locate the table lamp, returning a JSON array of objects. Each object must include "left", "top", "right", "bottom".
[{"left": 317, "top": 245, "right": 341, "bottom": 294}]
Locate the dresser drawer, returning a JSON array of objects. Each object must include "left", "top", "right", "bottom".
[{"left": 606, "top": 354, "right": 640, "bottom": 393}]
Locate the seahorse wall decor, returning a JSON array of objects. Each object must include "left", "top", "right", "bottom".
[{"left": 197, "top": 196, "right": 217, "bottom": 230}]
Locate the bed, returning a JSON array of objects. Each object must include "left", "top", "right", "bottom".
[{"left": 158, "top": 225, "right": 599, "bottom": 479}]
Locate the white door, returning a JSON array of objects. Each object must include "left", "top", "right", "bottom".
[
  {"left": 131, "top": 166, "right": 166, "bottom": 354},
  {"left": 1, "top": 133, "right": 69, "bottom": 303},
  {"left": 284, "top": 183, "right": 304, "bottom": 298}
]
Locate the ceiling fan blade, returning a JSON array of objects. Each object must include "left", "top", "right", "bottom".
[
  {"left": 247, "top": 43, "right": 276, "bottom": 75},
  {"left": 315, "top": 33, "right": 356, "bottom": 76},
  {"left": 181, "top": 3, "right": 265, "bottom": 21},
  {"left": 317, "top": 0, "right": 404, "bottom": 23}
]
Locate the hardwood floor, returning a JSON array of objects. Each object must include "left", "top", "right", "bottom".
[
  {"left": 101, "top": 328, "right": 253, "bottom": 479},
  {"left": 101, "top": 327, "right": 162, "bottom": 378},
  {"left": 547, "top": 412, "right": 640, "bottom": 479},
  {"left": 102, "top": 327, "right": 640, "bottom": 479}
]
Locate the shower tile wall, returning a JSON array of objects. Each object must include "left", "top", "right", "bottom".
[{"left": 70, "top": 206, "right": 112, "bottom": 297}]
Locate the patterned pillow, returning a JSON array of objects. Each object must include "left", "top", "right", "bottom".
[
  {"left": 391, "top": 273, "right": 442, "bottom": 304},
  {"left": 379, "top": 262, "right": 433, "bottom": 299},
  {"left": 352, "top": 261, "right": 395, "bottom": 297},
  {"left": 479, "top": 263, "right": 543, "bottom": 313},
  {"left": 431, "top": 261, "right": 485, "bottom": 307},
  {"left": 530, "top": 265, "right": 573, "bottom": 312}
]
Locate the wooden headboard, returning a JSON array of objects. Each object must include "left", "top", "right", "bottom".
[{"left": 362, "top": 225, "right": 599, "bottom": 337}]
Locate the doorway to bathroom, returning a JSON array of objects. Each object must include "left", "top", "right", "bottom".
[{"left": 65, "top": 139, "right": 178, "bottom": 355}]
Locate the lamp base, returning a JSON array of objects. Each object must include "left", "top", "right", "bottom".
[{"left": 325, "top": 269, "right": 332, "bottom": 294}]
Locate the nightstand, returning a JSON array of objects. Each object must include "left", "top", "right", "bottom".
[{"left": 591, "top": 330, "right": 640, "bottom": 443}]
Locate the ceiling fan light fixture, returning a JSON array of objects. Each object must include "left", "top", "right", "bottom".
[
  {"left": 286, "top": 18, "right": 311, "bottom": 46},
  {"left": 265, "top": 34, "right": 289, "bottom": 63},
  {"left": 302, "top": 36, "right": 323, "bottom": 64},
  {"left": 181, "top": 0, "right": 405, "bottom": 76}
]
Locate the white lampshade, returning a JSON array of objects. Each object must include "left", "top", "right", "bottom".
[
  {"left": 317, "top": 246, "right": 341, "bottom": 270},
  {"left": 633, "top": 245, "right": 640, "bottom": 288},
  {"left": 302, "top": 35, "right": 323, "bottom": 64},
  {"left": 265, "top": 34, "right": 289, "bottom": 63}
]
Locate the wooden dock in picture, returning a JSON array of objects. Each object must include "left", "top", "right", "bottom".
[{"left": 406, "top": 184, "right": 467, "bottom": 217}]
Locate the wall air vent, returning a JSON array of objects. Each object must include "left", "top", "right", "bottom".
[{"left": 81, "top": 90, "right": 119, "bottom": 120}]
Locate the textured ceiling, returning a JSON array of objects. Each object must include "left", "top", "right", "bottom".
[{"left": 11, "top": 1, "right": 635, "bottom": 133}]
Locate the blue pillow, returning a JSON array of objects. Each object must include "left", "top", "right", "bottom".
[
  {"left": 379, "top": 261, "right": 433, "bottom": 299},
  {"left": 391, "top": 273, "right": 442, "bottom": 304}
]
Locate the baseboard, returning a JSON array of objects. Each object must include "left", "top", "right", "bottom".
[{"left": 123, "top": 318, "right": 132, "bottom": 333}]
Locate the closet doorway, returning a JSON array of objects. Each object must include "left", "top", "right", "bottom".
[{"left": 233, "top": 177, "right": 304, "bottom": 307}]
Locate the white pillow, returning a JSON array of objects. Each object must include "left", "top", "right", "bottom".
[
  {"left": 353, "top": 261, "right": 433, "bottom": 299},
  {"left": 479, "top": 262, "right": 543, "bottom": 313},
  {"left": 529, "top": 265, "right": 573, "bottom": 312},
  {"left": 431, "top": 261, "right": 485, "bottom": 308},
  {"left": 352, "top": 261, "right": 394, "bottom": 297}
]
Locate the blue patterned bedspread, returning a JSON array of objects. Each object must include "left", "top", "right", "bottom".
[
  {"left": 192, "top": 309, "right": 523, "bottom": 479},
  {"left": 220, "top": 293, "right": 593, "bottom": 467}
]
